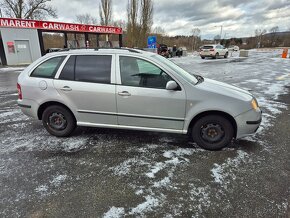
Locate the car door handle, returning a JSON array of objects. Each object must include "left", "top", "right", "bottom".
[
  {"left": 60, "top": 86, "right": 72, "bottom": 91},
  {"left": 118, "top": 91, "right": 131, "bottom": 96}
]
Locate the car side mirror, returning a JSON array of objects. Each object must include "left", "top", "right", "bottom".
[{"left": 166, "top": 81, "right": 178, "bottom": 91}]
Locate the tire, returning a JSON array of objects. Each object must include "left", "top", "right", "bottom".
[
  {"left": 191, "top": 115, "right": 234, "bottom": 151},
  {"left": 42, "top": 105, "right": 76, "bottom": 137},
  {"left": 201, "top": 56, "right": 205, "bottom": 59},
  {"left": 224, "top": 52, "right": 228, "bottom": 58},
  {"left": 213, "top": 53, "right": 219, "bottom": 59}
]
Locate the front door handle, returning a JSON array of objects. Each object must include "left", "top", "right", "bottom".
[
  {"left": 60, "top": 86, "right": 72, "bottom": 91},
  {"left": 118, "top": 91, "right": 131, "bottom": 97}
]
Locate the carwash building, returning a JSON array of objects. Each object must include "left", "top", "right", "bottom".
[{"left": 0, "top": 18, "right": 123, "bottom": 65}]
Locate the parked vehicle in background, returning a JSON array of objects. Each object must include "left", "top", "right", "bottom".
[
  {"left": 200, "top": 45, "right": 229, "bottom": 59},
  {"left": 228, "top": 45, "right": 240, "bottom": 52},
  {"left": 17, "top": 48, "right": 261, "bottom": 150},
  {"left": 46, "top": 48, "right": 62, "bottom": 54},
  {"left": 158, "top": 44, "right": 170, "bottom": 58}
]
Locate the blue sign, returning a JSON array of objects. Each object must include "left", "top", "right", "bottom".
[{"left": 147, "top": 36, "right": 157, "bottom": 48}]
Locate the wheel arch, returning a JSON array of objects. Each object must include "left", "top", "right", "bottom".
[
  {"left": 188, "top": 110, "right": 237, "bottom": 138},
  {"left": 37, "top": 101, "right": 75, "bottom": 121}
]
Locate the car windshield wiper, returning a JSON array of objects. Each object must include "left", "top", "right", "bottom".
[{"left": 194, "top": 74, "right": 204, "bottom": 84}]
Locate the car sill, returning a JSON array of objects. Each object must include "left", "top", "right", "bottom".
[{"left": 77, "top": 122, "right": 185, "bottom": 134}]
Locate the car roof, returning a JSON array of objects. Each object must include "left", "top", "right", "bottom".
[{"left": 44, "top": 48, "right": 154, "bottom": 57}]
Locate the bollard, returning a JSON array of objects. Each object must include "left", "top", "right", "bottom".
[{"left": 282, "top": 48, "right": 288, "bottom": 58}]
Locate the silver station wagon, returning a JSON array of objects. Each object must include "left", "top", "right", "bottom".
[{"left": 17, "top": 48, "right": 262, "bottom": 150}]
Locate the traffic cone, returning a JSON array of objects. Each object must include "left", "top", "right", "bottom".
[{"left": 282, "top": 48, "right": 288, "bottom": 58}]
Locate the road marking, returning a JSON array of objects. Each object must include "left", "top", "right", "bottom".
[{"left": 276, "top": 74, "right": 290, "bottom": 80}]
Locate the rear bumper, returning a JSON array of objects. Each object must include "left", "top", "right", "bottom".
[
  {"left": 17, "top": 99, "right": 39, "bottom": 119},
  {"left": 200, "top": 53, "right": 215, "bottom": 57},
  {"left": 235, "top": 109, "right": 262, "bottom": 138}
]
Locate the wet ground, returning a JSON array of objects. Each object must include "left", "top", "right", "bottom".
[{"left": 0, "top": 50, "right": 289, "bottom": 217}]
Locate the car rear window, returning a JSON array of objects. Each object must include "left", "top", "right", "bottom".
[
  {"left": 203, "top": 46, "right": 213, "bottom": 49},
  {"left": 31, "top": 56, "right": 65, "bottom": 78},
  {"left": 75, "top": 55, "right": 112, "bottom": 84}
]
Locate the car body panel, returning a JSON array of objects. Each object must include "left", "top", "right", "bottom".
[{"left": 17, "top": 48, "right": 262, "bottom": 140}]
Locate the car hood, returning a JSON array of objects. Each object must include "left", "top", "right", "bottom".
[{"left": 198, "top": 78, "right": 253, "bottom": 101}]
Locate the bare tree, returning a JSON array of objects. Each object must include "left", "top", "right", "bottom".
[
  {"left": 153, "top": 26, "right": 165, "bottom": 35},
  {"left": 191, "top": 28, "right": 201, "bottom": 52},
  {"left": 99, "top": 0, "right": 112, "bottom": 26},
  {"left": 138, "top": 0, "right": 153, "bottom": 47},
  {"left": 127, "top": 0, "right": 139, "bottom": 47},
  {"left": 76, "top": 13, "right": 97, "bottom": 25},
  {"left": 255, "top": 29, "right": 267, "bottom": 48},
  {"left": 0, "top": 0, "right": 57, "bottom": 19},
  {"left": 269, "top": 26, "right": 279, "bottom": 46}
]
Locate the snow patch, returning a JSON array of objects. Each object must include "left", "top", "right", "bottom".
[
  {"left": 103, "top": 207, "right": 125, "bottom": 218},
  {"left": 130, "top": 195, "right": 160, "bottom": 215},
  {"left": 211, "top": 150, "right": 249, "bottom": 189},
  {"left": 50, "top": 175, "right": 67, "bottom": 187},
  {"left": 35, "top": 185, "right": 49, "bottom": 197}
]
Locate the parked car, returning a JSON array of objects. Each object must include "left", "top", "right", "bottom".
[
  {"left": 228, "top": 45, "right": 240, "bottom": 52},
  {"left": 200, "top": 45, "right": 229, "bottom": 59},
  {"left": 45, "top": 48, "right": 62, "bottom": 54},
  {"left": 17, "top": 48, "right": 261, "bottom": 150}
]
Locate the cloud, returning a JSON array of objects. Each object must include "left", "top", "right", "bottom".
[{"left": 48, "top": 0, "right": 290, "bottom": 38}]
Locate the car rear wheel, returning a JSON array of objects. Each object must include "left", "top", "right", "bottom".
[
  {"left": 42, "top": 105, "right": 76, "bottom": 137},
  {"left": 201, "top": 56, "right": 205, "bottom": 59},
  {"left": 191, "top": 115, "right": 234, "bottom": 150},
  {"left": 213, "top": 53, "right": 219, "bottom": 59},
  {"left": 224, "top": 52, "right": 229, "bottom": 58}
]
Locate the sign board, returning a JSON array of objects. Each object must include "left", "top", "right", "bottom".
[
  {"left": 0, "top": 18, "right": 123, "bottom": 35},
  {"left": 147, "top": 36, "right": 157, "bottom": 48}
]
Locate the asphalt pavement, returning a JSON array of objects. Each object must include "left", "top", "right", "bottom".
[{"left": 0, "top": 50, "right": 289, "bottom": 218}]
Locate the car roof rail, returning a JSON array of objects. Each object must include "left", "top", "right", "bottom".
[
  {"left": 94, "top": 47, "right": 141, "bottom": 53},
  {"left": 57, "top": 47, "right": 142, "bottom": 54}
]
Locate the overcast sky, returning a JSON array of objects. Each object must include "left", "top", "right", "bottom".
[{"left": 49, "top": 0, "right": 290, "bottom": 39}]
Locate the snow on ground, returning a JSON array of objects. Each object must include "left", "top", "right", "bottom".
[
  {"left": 211, "top": 150, "right": 249, "bottom": 189},
  {"left": 1, "top": 50, "right": 289, "bottom": 216},
  {"left": 103, "top": 207, "right": 125, "bottom": 218},
  {"left": 0, "top": 67, "right": 25, "bottom": 73}
]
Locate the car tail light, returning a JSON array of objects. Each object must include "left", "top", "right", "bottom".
[
  {"left": 210, "top": 49, "right": 214, "bottom": 51},
  {"left": 200, "top": 49, "right": 203, "bottom": 51},
  {"left": 17, "top": 83, "right": 22, "bottom": 100}
]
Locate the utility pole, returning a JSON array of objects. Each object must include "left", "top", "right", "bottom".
[{"left": 214, "top": 25, "right": 223, "bottom": 41}]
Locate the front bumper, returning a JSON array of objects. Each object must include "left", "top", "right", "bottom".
[{"left": 235, "top": 108, "right": 262, "bottom": 139}]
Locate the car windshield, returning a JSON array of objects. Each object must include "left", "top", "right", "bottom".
[{"left": 152, "top": 55, "right": 198, "bottom": 84}]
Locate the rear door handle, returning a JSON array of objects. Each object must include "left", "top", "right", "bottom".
[
  {"left": 60, "top": 86, "right": 72, "bottom": 91},
  {"left": 118, "top": 91, "right": 131, "bottom": 97}
]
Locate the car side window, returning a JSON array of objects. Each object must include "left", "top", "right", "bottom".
[
  {"left": 59, "top": 56, "right": 76, "bottom": 81},
  {"left": 120, "top": 56, "right": 173, "bottom": 89},
  {"left": 31, "top": 56, "right": 65, "bottom": 78},
  {"left": 75, "top": 55, "right": 112, "bottom": 84}
]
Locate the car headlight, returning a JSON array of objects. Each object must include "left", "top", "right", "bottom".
[{"left": 251, "top": 98, "right": 259, "bottom": 111}]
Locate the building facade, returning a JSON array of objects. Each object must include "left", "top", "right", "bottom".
[{"left": 0, "top": 18, "right": 123, "bottom": 66}]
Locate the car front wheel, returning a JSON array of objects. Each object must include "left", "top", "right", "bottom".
[
  {"left": 42, "top": 105, "right": 76, "bottom": 137},
  {"left": 191, "top": 115, "right": 234, "bottom": 150}
]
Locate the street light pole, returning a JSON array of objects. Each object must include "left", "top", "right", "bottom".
[
  {"left": 214, "top": 25, "right": 223, "bottom": 41},
  {"left": 220, "top": 25, "right": 223, "bottom": 40}
]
